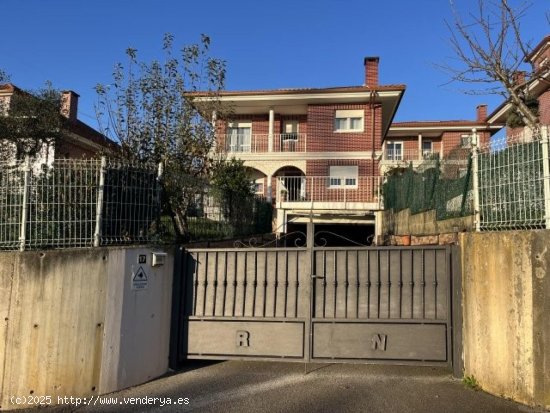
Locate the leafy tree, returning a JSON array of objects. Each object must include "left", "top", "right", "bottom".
[
  {"left": 443, "top": 0, "right": 548, "bottom": 130},
  {"left": 210, "top": 158, "right": 255, "bottom": 225},
  {"left": 0, "top": 79, "right": 66, "bottom": 160},
  {"left": 95, "top": 34, "right": 227, "bottom": 241},
  {"left": 0, "top": 69, "right": 9, "bottom": 83}
]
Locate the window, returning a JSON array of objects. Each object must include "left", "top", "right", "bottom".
[
  {"left": 329, "top": 166, "right": 358, "bottom": 188},
  {"left": 422, "top": 141, "right": 433, "bottom": 158},
  {"left": 227, "top": 122, "right": 251, "bottom": 152},
  {"left": 282, "top": 120, "right": 298, "bottom": 139},
  {"left": 460, "top": 134, "right": 471, "bottom": 148},
  {"left": 385, "top": 142, "right": 403, "bottom": 161},
  {"left": 254, "top": 182, "right": 264, "bottom": 194},
  {"left": 334, "top": 110, "right": 364, "bottom": 132}
]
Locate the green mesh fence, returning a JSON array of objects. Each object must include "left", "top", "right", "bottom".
[
  {"left": 478, "top": 139, "right": 545, "bottom": 230},
  {"left": 382, "top": 155, "right": 473, "bottom": 221}
]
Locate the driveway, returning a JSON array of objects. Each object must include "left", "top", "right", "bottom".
[{"left": 18, "top": 361, "right": 544, "bottom": 413}]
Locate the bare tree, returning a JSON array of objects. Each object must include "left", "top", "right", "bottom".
[{"left": 443, "top": 0, "right": 548, "bottom": 130}]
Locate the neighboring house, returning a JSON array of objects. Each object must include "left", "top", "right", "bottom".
[
  {"left": 487, "top": 34, "right": 550, "bottom": 136},
  {"left": 0, "top": 83, "right": 116, "bottom": 163},
  {"left": 193, "top": 58, "right": 502, "bottom": 241},
  {"left": 383, "top": 106, "right": 498, "bottom": 175}
]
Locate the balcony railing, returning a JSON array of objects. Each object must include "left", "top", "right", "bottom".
[
  {"left": 276, "top": 176, "right": 382, "bottom": 205},
  {"left": 225, "top": 133, "right": 307, "bottom": 153},
  {"left": 381, "top": 149, "right": 440, "bottom": 162}
]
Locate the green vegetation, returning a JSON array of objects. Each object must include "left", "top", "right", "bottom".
[{"left": 462, "top": 375, "right": 480, "bottom": 391}]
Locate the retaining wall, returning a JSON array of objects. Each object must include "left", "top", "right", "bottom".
[
  {"left": 460, "top": 231, "right": 550, "bottom": 409},
  {"left": 0, "top": 247, "right": 174, "bottom": 410}
]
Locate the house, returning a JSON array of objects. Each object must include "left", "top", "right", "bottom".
[
  {"left": 487, "top": 34, "right": 550, "bottom": 136},
  {"left": 383, "top": 106, "right": 499, "bottom": 175},
  {"left": 0, "top": 83, "right": 116, "bottom": 162},
  {"left": 194, "top": 58, "right": 501, "bottom": 242}
]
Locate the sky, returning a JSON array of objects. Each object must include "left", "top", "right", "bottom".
[{"left": 1, "top": 0, "right": 548, "bottom": 129}]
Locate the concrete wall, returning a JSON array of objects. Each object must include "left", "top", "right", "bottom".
[
  {"left": 0, "top": 247, "right": 174, "bottom": 410},
  {"left": 460, "top": 231, "right": 550, "bottom": 409}
]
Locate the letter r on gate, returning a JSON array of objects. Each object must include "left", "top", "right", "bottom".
[{"left": 236, "top": 330, "right": 250, "bottom": 347}]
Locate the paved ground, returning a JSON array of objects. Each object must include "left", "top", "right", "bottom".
[{"left": 17, "top": 361, "right": 547, "bottom": 413}]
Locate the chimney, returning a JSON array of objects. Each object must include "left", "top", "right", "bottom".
[
  {"left": 61, "top": 90, "right": 79, "bottom": 121},
  {"left": 364, "top": 56, "right": 379, "bottom": 87},
  {"left": 512, "top": 71, "right": 526, "bottom": 86},
  {"left": 476, "top": 104, "right": 488, "bottom": 122}
]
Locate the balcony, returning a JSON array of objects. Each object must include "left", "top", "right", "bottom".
[
  {"left": 225, "top": 133, "right": 307, "bottom": 153},
  {"left": 276, "top": 176, "right": 382, "bottom": 210},
  {"left": 381, "top": 149, "right": 440, "bottom": 163}
]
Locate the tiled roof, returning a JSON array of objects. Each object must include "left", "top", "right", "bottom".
[
  {"left": 391, "top": 120, "right": 490, "bottom": 127},
  {"left": 66, "top": 119, "right": 118, "bottom": 150},
  {"left": 189, "top": 84, "right": 406, "bottom": 97}
]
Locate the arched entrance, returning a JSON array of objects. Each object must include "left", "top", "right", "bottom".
[{"left": 274, "top": 166, "right": 305, "bottom": 202}]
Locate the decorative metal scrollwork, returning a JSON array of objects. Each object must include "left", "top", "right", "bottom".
[
  {"left": 313, "top": 230, "right": 372, "bottom": 247},
  {"left": 234, "top": 231, "right": 307, "bottom": 248}
]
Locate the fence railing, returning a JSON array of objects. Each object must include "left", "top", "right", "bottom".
[
  {"left": 472, "top": 126, "right": 550, "bottom": 231},
  {"left": 0, "top": 157, "right": 162, "bottom": 250},
  {"left": 276, "top": 176, "right": 381, "bottom": 205},
  {"left": 225, "top": 133, "right": 307, "bottom": 153},
  {"left": 381, "top": 149, "right": 440, "bottom": 162}
]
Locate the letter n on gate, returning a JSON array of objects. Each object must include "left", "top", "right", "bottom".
[
  {"left": 236, "top": 330, "right": 250, "bottom": 347},
  {"left": 371, "top": 334, "right": 387, "bottom": 351}
]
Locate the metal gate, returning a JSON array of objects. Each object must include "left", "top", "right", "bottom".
[{"left": 170, "top": 232, "right": 459, "bottom": 369}]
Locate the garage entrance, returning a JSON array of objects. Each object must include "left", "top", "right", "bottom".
[{"left": 170, "top": 227, "right": 459, "bottom": 370}]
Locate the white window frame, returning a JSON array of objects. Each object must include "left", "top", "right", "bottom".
[
  {"left": 385, "top": 141, "right": 403, "bottom": 161},
  {"left": 334, "top": 110, "right": 364, "bottom": 133},
  {"left": 282, "top": 120, "right": 299, "bottom": 142},
  {"left": 422, "top": 140, "right": 433, "bottom": 158},
  {"left": 460, "top": 134, "right": 471, "bottom": 148},
  {"left": 328, "top": 165, "right": 358, "bottom": 188},
  {"left": 227, "top": 121, "right": 252, "bottom": 152}
]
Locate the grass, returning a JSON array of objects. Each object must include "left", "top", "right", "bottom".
[{"left": 462, "top": 375, "right": 480, "bottom": 391}]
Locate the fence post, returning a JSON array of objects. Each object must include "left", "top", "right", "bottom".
[
  {"left": 471, "top": 129, "right": 481, "bottom": 232},
  {"left": 93, "top": 156, "right": 107, "bottom": 247},
  {"left": 541, "top": 126, "right": 550, "bottom": 230},
  {"left": 19, "top": 156, "right": 31, "bottom": 252}
]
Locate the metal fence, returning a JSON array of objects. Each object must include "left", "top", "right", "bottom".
[
  {"left": 473, "top": 126, "right": 550, "bottom": 231},
  {"left": 0, "top": 157, "right": 162, "bottom": 250},
  {"left": 382, "top": 145, "right": 472, "bottom": 221}
]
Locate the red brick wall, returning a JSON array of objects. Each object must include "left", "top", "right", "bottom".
[
  {"left": 538, "top": 89, "right": 550, "bottom": 125},
  {"left": 56, "top": 139, "right": 98, "bottom": 159},
  {"left": 386, "top": 137, "right": 443, "bottom": 158},
  {"left": 302, "top": 159, "right": 380, "bottom": 202},
  {"left": 306, "top": 103, "right": 382, "bottom": 152}
]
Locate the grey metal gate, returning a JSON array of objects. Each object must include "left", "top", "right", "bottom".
[{"left": 170, "top": 233, "right": 457, "bottom": 368}]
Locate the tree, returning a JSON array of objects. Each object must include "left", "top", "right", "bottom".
[
  {"left": 210, "top": 157, "right": 255, "bottom": 226},
  {"left": 95, "top": 34, "right": 227, "bottom": 241},
  {"left": 443, "top": 0, "right": 548, "bottom": 130},
  {"left": 0, "top": 80, "right": 66, "bottom": 160}
]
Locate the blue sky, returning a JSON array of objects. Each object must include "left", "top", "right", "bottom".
[{"left": 1, "top": 0, "right": 548, "bottom": 128}]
